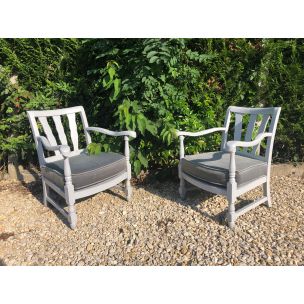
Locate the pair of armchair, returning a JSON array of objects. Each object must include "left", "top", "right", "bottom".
[{"left": 27, "top": 106, "right": 280, "bottom": 229}]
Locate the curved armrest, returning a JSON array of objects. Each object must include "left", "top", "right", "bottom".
[
  {"left": 38, "top": 136, "right": 71, "bottom": 157},
  {"left": 176, "top": 127, "right": 225, "bottom": 137},
  {"left": 226, "top": 132, "right": 272, "bottom": 153},
  {"left": 86, "top": 127, "right": 137, "bottom": 138}
]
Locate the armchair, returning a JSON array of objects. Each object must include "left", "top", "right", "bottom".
[
  {"left": 27, "top": 106, "right": 136, "bottom": 229},
  {"left": 177, "top": 106, "right": 281, "bottom": 229}
]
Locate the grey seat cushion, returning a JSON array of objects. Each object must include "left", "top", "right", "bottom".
[
  {"left": 181, "top": 151, "right": 267, "bottom": 187},
  {"left": 42, "top": 152, "right": 127, "bottom": 190}
]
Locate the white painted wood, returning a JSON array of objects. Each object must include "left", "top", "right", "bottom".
[
  {"left": 86, "top": 127, "right": 136, "bottom": 138},
  {"left": 38, "top": 117, "right": 60, "bottom": 156},
  {"left": 124, "top": 136, "right": 132, "bottom": 201},
  {"left": 221, "top": 110, "right": 231, "bottom": 150},
  {"left": 177, "top": 127, "right": 225, "bottom": 137},
  {"left": 67, "top": 112, "right": 79, "bottom": 151},
  {"left": 79, "top": 108, "right": 91, "bottom": 145},
  {"left": 176, "top": 106, "right": 281, "bottom": 229},
  {"left": 179, "top": 135, "right": 185, "bottom": 159},
  {"left": 28, "top": 106, "right": 85, "bottom": 117},
  {"left": 53, "top": 115, "right": 68, "bottom": 145},
  {"left": 228, "top": 106, "right": 275, "bottom": 115},
  {"left": 27, "top": 106, "right": 137, "bottom": 229},
  {"left": 226, "top": 132, "right": 272, "bottom": 152},
  {"left": 46, "top": 196, "right": 69, "bottom": 218},
  {"left": 235, "top": 196, "right": 268, "bottom": 218},
  {"left": 43, "top": 177, "right": 66, "bottom": 198}
]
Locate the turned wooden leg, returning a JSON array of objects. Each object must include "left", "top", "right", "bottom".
[
  {"left": 227, "top": 151, "right": 237, "bottom": 229},
  {"left": 64, "top": 165, "right": 77, "bottom": 229}
]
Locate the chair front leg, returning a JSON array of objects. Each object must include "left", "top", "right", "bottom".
[
  {"left": 63, "top": 157, "right": 77, "bottom": 229},
  {"left": 124, "top": 136, "right": 132, "bottom": 201},
  {"left": 227, "top": 151, "right": 237, "bottom": 229}
]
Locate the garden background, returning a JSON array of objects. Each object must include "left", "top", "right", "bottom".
[{"left": 0, "top": 38, "right": 303, "bottom": 176}]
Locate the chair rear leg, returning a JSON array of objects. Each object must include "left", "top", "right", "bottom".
[
  {"left": 42, "top": 177, "right": 48, "bottom": 206},
  {"left": 126, "top": 179, "right": 132, "bottom": 202},
  {"left": 263, "top": 179, "right": 271, "bottom": 207},
  {"left": 178, "top": 165, "right": 186, "bottom": 200}
]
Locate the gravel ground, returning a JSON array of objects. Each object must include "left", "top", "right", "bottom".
[{"left": 0, "top": 175, "right": 303, "bottom": 266}]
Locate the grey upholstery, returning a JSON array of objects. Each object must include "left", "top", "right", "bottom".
[
  {"left": 181, "top": 151, "right": 267, "bottom": 187},
  {"left": 42, "top": 152, "right": 127, "bottom": 190}
]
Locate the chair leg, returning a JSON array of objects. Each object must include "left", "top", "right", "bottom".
[
  {"left": 126, "top": 179, "right": 132, "bottom": 202},
  {"left": 178, "top": 164, "right": 186, "bottom": 200},
  {"left": 42, "top": 177, "right": 48, "bottom": 207},
  {"left": 227, "top": 182, "right": 236, "bottom": 229},
  {"left": 263, "top": 179, "right": 271, "bottom": 207},
  {"left": 179, "top": 176, "right": 186, "bottom": 200},
  {"left": 65, "top": 185, "right": 77, "bottom": 229},
  {"left": 227, "top": 198, "right": 236, "bottom": 229}
]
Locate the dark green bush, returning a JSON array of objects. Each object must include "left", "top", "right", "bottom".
[{"left": 0, "top": 38, "right": 303, "bottom": 174}]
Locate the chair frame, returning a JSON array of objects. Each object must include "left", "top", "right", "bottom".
[
  {"left": 177, "top": 106, "right": 281, "bottom": 229},
  {"left": 27, "top": 106, "right": 136, "bottom": 229}
]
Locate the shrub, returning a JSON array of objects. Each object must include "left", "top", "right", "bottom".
[{"left": 0, "top": 38, "right": 303, "bottom": 174}]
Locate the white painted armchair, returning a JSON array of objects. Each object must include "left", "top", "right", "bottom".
[
  {"left": 177, "top": 106, "right": 281, "bottom": 229},
  {"left": 27, "top": 106, "right": 136, "bottom": 229}
]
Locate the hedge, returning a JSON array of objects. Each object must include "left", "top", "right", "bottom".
[{"left": 0, "top": 38, "right": 303, "bottom": 175}]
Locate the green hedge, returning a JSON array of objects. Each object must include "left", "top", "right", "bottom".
[{"left": 0, "top": 39, "right": 303, "bottom": 175}]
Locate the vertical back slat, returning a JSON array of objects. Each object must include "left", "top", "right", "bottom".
[
  {"left": 67, "top": 113, "right": 79, "bottom": 151},
  {"left": 220, "top": 109, "right": 231, "bottom": 150},
  {"left": 234, "top": 113, "right": 243, "bottom": 141},
  {"left": 252, "top": 115, "right": 270, "bottom": 155},
  {"left": 243, "top": 114, "right": 257, "bottom": 153},
  {"left": 38, "top": 116, "right": 60, "bottom": 156},
  {"left": 53, "top": 115, "right": 68, "bottom": 145}
]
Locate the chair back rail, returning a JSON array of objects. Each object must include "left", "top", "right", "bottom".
[
  {"left": 27, "top": 106, "right": 91, "bottom": 166},
  {"left": 221, "top": 106, "right": 281, "bottom": 163}
]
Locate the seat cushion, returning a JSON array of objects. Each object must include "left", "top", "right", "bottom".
[
  {"left": 181, "top": 151, "right": 267, "bottom": 187},
  {"left": 42, "top": 152, "right": 127, "bottom": 190}
]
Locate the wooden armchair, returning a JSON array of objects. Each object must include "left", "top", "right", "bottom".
[
  {"left": 27, "top": 106, "right": 136, "bottom": 229},
  {"left": 177, "top": 106, "right": 281, "bottom": 229}
]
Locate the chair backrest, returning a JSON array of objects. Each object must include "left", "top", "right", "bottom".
[
  {"left": 221, "top": 106, "right": 281, "bottom": 163},
  {"left": 27, "top": 106, "right": 92, "bottom": 166}
]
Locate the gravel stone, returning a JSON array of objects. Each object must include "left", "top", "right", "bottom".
[{"left": 0, "top": 176, "right": 303, "bottom": 265}]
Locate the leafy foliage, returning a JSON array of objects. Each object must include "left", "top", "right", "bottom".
[{"left": 0, "top": 38, "right": 303, "bottom": 174}]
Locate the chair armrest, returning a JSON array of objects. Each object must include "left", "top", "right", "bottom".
[
  {"left": 37, "top": 136, "right": 71, "bottom": 157},
  {"left": 226, "top": 132, "right": 272, "bottom": 153},
  {"left": 86, "top": 127, "right": 137, "bottom": 138},
  {"left": 176, "top": 127, "right": 226, "bottom": 137}
]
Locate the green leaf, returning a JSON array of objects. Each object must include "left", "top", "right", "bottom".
[
  {"left": 138, "top": 151, "right": 148, "bottom": 168},
  {"left": 149, "top": 56, "right": 158, "bottom": 63},
  {"left": 113, "top": 78, "right": 121, "bottom": 100},
  {"left": 147, "top": 51, "right": 158, "bottom": 58},
  {"left": 134, "top": 160, "right": 142, "bottom": 176},
  {"left": 87, "top": 143, "right": 101, "bottom": 155},
  {"left": 136, "top": 114, "right": 146, "bottom": 135},
  {"left": 145, "top": 121, "right": 157, "bottom": 135},
  {"left": 108, "top": 66, "right": 115, "bottom": 81}
]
